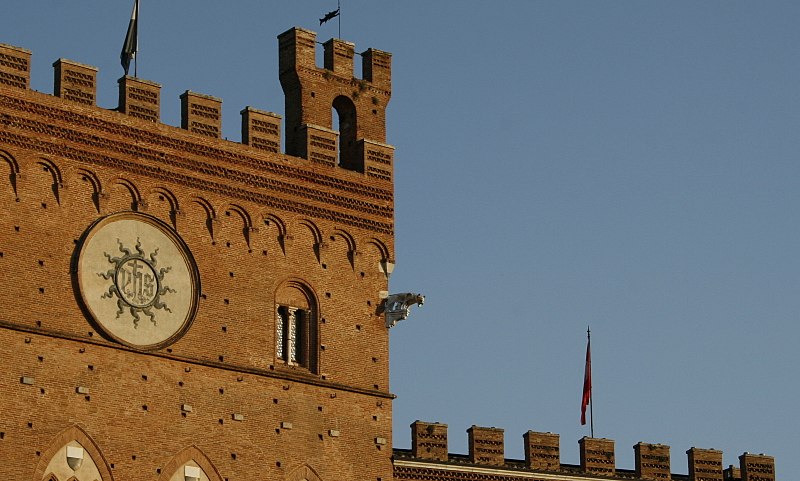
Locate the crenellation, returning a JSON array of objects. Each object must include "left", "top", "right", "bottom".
[
  {"left": 323, "top": 38, "right": 355, "bottom": 77},
  {"left": 360, "top": 139, "right": 394, "bottom": 182},
  {"left": 468, "top": 425, "right": 505, "bottom": 466},
  {"left": 0, "top": 43, "right": 31, "bottom": 89},
  {"left": 1, "top": 34, "right": 393, "bottom": 185},
  {"left": 362, "top": 48, "right": 392, "bottom": 91},
  {"left": 401, "top": 423, "right": 774, "bottom": 480},
  {"left": 118, "top": 75, "right": 161, "bottom": 122},
  {"left": 739, "top": 454, "right": 774, "bottom": 481},
  {"left": 411, "top": 421, "right": 449, "bottom": 462},
  {"left": 279, "top": 26, "right": 392, "bottom": 173},
  {"left": 636, "top": 443, "right": 671, "bottom": 480},
  {"left": 523, "top": 431, "right": 560, "bottom": 471},
  {"left": 242, "top": 106, "right": 282, "bottom": 153},
  {"left": 304, "top": 124, "right": 339, "bottom": 167},
  {"left": 580, "top": 437, "right": 616, "bottom": 475},
  {"left": 181, "top": 90, "right": 222, "bottom": 138},
  {"left": 53, "top": 58, "right": 97, "bottom": 106},
  {"left": 688, "top": 447, "right": 724, "bottom": 481},
  {"left": 725, "top": 466, "right": 742, "bottom": 481}
]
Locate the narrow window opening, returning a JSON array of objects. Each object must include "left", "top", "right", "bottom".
[
  {"left": 332, "top": 96, "right": 359, "bottom": 171},
  {"left": 275, "top": 282, "right": 318, "bottom": 372}
]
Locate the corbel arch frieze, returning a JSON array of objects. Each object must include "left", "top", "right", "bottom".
[
  {"left": 262, "top": 212, "right": 288, "bottom": 255},
  {"left": 330, "top": 228, "right": 358, "bottom": 269},
  {"left": 191, "top": 196, "right": 217, "bottom": 240},
  {"left": 105, "top": 177, "right": 144, "bottom": 213},
  {"left": 75, "top": 168, "right": 103, "bottom": 213},
  {"left": 367, "top": 238, "right": 393, "bottom": 278},
  {"left": 221, "top": 203, "right": 256, "bottom": 248},
  {"left": 297, "top": 218, "right": 324, "bottom": 263},
  {"left": 0, "top": 148, "right": 20, "bottom": 199},
  {"left": 148, "top": 186, "right": 181, "bottom": 229},
  {"left": 35, "top": 157, "right": 64, "bottom": 205}
]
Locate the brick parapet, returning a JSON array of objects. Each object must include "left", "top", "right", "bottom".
[
  {"left": 397, "top": 423, "right": 772, "bottom": 481},
  {"left": 688, "top": 447, "right": 723, "bottom": 481},
  {"left": 0, "top": 85, "right": 396, "bottom": 241},
  {"left": 412, "top": 421, "right": 449, "bottom": 462},
  {"left": 0, "top": 43, "right": 31, "bottom": 89},
  {"left": 117, "top": 75, "right": 161, "bottom": 122},
  {"left": 2, "top": 31, "right": 394, "bottom": 190},
  {"left": 739, "top": 453, "right": 775, "bottom": 481},
  {"left": 241, "top": 106, "right": 282, "bottom": 153},
  {"left": 278, "top": 27, "right": 392, "bottom": 172},
  {"left": 468, "top": 426, "right": 505, "bottom": 466},
  {"left": 523, "top": 431, "right": 560, "bottom": 471},
  {"left": 53, "top": 58, "right": 98, "bottom": 106},
  {"left": 635, "top": 443, "right": 671, "bottom": 480},
  {"left": 181, "top": 90, "right": 222, "bottom": 138}
]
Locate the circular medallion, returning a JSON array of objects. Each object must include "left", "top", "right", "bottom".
[{"left": 76, "top": 212, "right": 200, "bottom": 350}]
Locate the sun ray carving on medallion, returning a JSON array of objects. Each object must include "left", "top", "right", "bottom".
[{"left": 98, "top": 237, "right": 175, "bottom": 327}]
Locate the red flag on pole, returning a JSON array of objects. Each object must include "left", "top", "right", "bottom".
[{"left": 580, "top": 335, "right": 592, "bottom": 425}]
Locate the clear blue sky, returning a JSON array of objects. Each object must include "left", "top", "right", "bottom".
[{"left": 2, "top": 1, "right": 798, "bottom": 477}]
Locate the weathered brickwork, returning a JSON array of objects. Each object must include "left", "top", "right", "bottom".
[
  {"left": 523, "top": 431, "right": 559, "bottom": 471},
  {"left": 412, "top": 421, "right": 449, "bottom": 462},
  {"left": 0, "top": 28, "right": 394, "bottom": 481}
]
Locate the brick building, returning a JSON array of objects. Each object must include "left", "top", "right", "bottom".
[{"left": 0, "top": 26, "right": 775, "bottom": 481}]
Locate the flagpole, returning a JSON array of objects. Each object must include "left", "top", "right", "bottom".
[
  {"left": 588, "top": 326, "right": 593, "bottom": 438},
  {"left": 134, "top": 0, "right": 139, "bottom": 78},
  {"left": 337, "top": 0, "right": 341, "bottom": 39}
]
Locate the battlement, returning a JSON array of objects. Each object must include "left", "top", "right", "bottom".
[
  {"left": 401, "top": 421, "right": 775, "bottom": 481},
  {"left": 278, "top": 27, "right": 392, "bottom": 176},
  {"left": 0, "top": 28, "right": 394, "bottom": 183}
]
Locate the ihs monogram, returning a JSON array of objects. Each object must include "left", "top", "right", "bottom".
[{"left": 98, "top": 238, "right": 175, "bottom": 327}]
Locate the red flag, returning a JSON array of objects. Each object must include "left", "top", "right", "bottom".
[{"left": 580, "top": 338, "right": 592, "bottom": 425}]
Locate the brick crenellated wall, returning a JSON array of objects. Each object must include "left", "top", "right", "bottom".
[{"left": 0, "top": 27, "right": 395, "bottom": 481}]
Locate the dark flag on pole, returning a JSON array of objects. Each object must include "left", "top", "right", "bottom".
[
  {"left": 319, "top": 7, "right": 340, "bottom": 25},
  {"left": 120, "top": 0, "right": 139, "bottom": 76},
  {"left": 580, "top": 330, "right": 592, "bottom": 427}
]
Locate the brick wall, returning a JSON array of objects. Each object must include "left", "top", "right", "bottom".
[{"left": 0, "top": 27, "right": 394, "bottom": 481}]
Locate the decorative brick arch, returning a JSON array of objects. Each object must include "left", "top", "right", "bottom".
[
  {"left": 32, "top": 424, "right": 114, "bottom": 481},
  {"left": 221, "top": 203, "right": 255, "bottom": 248},
  {"left": 286, "top": 463, "right": 323, "bottom": 481},
  {"left": 367, "top": 238, "right": 390, "bottom": 262},
  {"left": 76, "top": 168, "right": 103, "bottom": 213},
  {"left": 0, "top": 148, "right": 20, "bottom": 199},
  {"left": 156, "top": 445, "right": 223, "bottom": 481},
  {"left": 298, "top": 219, "right": 324, "bottom": 263},
  {"left": 330, "top": 228, "right": 357, "bottom": 269},
  {"left": 262, "top": 212, "right": 288, "bottom": 255},
  {"left": 191, "top": 196, "right": 216, "bottom": 240},
  {"left": 148, "top": 186, "right": 181, "bottom": 228},
  {"left": 107, "top": 177, "right": 143, "bottom": 212}
]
